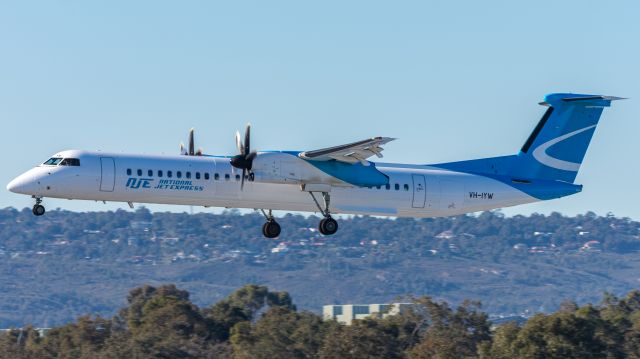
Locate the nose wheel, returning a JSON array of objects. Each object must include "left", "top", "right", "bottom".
[
  {"left": 260, "top": 209, "right": 281, "bottom": 239},
  {"left": 32, "top": 197, "right": 45, "bottom": 216}
]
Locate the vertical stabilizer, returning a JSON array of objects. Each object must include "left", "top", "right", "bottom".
[{"left": 511, "top": 93, "right": 622, "bottom": 183}]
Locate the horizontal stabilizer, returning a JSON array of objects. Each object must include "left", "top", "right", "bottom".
[
  {"left": 562, "top": 95, "right": 626, "bottom": 102},
  {"left": 539, "top": 94, "right": 626, "bottom": 106}
]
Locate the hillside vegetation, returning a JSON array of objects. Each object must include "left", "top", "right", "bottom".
[{"left": 0, "top": 207, "right": 639, "bottom": 328}]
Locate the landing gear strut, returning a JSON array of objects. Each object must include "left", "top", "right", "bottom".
[
  {"left": 32, "top": 197, "right": 45, "bottom": 216},
  {"left": 309, "top": 192, "right": 338, "bottom": 235},
  {"left": 260, "top": 209, "right": 281, "bottom": 239}
]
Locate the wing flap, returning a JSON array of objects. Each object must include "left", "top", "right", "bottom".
[{"left": 299, "top": 137, "right": 395, "bottom": 164}]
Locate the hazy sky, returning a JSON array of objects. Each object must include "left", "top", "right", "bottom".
[{"left": 1, "top": 1, "right": 638, "bottom": 218}]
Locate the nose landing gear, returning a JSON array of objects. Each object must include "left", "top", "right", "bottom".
[{"left": 32, "top": 197, "right": 45, "bottom": 216}]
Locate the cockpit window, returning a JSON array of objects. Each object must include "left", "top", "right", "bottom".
[
  {"left": 59, "top": 158, "right": 80, "bottom": 166},
  {"left": 43, "top": 158, "right": 63, "bottom": 166}
]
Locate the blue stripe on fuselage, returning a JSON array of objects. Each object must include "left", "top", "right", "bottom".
[{"left": 306, "top": 160, "right": 390, "bottom": 187}]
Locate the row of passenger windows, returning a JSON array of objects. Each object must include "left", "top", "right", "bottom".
[
  {"left": 375, "top": 183, "right": 410, "bottom": 191},
  {"left": 127, "top": 168, "right": 210, "bottom": 180},
  {"left": 126, "top": 168, "right": 411, "bottom": 190},
  {"left": 126, "top": 168, "right": 248, "bottom": 182}
]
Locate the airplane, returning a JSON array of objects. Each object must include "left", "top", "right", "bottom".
[{"left": 7, "top": 93, "right": 623, "bottom": 238}]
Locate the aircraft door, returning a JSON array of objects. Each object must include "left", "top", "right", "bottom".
[
  {"left": 100, "top": 157, "right": 115, "bottom": 192},
  {"left": 412, "top": 174, "right": 426, "bottom": 208}
]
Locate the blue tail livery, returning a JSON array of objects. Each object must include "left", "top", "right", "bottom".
[{"left": 432, "top": 93, "right": 624, "bottom": 184}]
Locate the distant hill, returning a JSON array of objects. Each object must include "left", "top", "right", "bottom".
[{"left": 0, "top": 207, "right": 638, "bottom": 328}]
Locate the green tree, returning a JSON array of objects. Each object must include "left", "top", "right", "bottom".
[
  {"left": 477, "top": 321, "right": 520, "bottom": 359},
  {"left": 0, "top": 326, "right": 41, "bottom": 359},
  {"left": 319, "top": 318, "right": 403, "bottom": 359},
  {"left": 510, "top": 312, "right": 609, "bottom": 359},
  {"left": 406, "top": 299, "right": 491, "bottom": 359},
  {"left": 206, "top": 284, "right": 294, "bottom": 340},
  {"left": 231, "top": 306, "right": 328, "bottom": 359}
]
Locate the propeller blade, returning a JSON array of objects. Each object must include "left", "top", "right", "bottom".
[
  {"left": 244, "top": 123, "right": 251, "bottom": 157},
  {"left": 188, "top": 128, "right": 195, "bottom": 156},
  {"left": 246, "top": 151, "right": 257, "bottom": 170},
  {"left": 235, "top": 131, "right": 244, "bottom": 155},
  {"left": 231, "top": 124, "right": 257, "bottom": 188}
]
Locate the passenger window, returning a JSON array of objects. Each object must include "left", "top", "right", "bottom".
[
  {"left": 385, "top": 184, "right": 390, "bottom": 190},
  {"left": 127, "top": 169, "right": 132, "bottom": 176},
  {"left": 168, "top": 171, "right": 173, "bottom": 178},
  {"left": 395, "top": 184, "right": 400, "bottom": 191},
  {"left": 148, "top": 170, "right": 153, "bottom": 177},
  {"left": 225, "top": 174, "right": 230, "bottom": 181},
  {"left": 177, "top": 171, "right": 182, "bottom": 178},
  {"left": 137, "top": 169, "right": 142, "bottom": 176},
  {"left": 158, "top": 170, "right": 163, "bottom": 177},
  {"left": 205, "top": 173, "right": 210, "bottom": 180},
  {"left": 195, "top": 172, "right": 201, "bottom": 180},
  {"left": 213, "top": 173, "right": 219, "bottom": 180},
  {"left": 235, "top": 174, "right": 240, "bottom": 181},
  {"left": 404, "top": 184, "right": 409, "bottom": 191},
  {"left": 376, "top": 185, "right": 381, "bottom": 190},
  {"left": 186, "top": 172, "right": 191, "bottom": 179}
]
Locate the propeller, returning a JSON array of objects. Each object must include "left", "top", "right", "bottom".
[
  {"left": 230, "top": 123, "right": 257, "bottom": 190},
  {"left": 180, "top": 128, "right": 203, "bottom": 156}
]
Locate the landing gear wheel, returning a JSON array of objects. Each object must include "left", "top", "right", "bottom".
[
  {"left": 32, "top": 204, "right": 45, "bottom": 216},
  {"left": 319, "top": 217, "right": 338, "bottom": 235},
  {"left": 262, "top": 220, "right": 281, "bottom": 239}
]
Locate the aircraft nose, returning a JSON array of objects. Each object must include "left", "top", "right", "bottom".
[{"left": 6, "top": 173, "right": 37, "bottom": 194}]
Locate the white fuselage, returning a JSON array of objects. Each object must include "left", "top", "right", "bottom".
[{"left": 7, "top": 150, "right": 539, "bottom": 218}]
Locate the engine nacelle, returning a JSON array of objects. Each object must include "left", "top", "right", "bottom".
[
  {"left": 248, "top": 152, "right": 390, "bottom": 188},
  {"left": 249, "top": 152, "right": 349, "bottom": 186}
]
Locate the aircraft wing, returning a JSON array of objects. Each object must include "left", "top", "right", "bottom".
[{"left": 299, "top": 137, "right": 395, "bottom": 165}]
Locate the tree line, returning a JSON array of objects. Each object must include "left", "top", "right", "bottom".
[{"left": 1, "top": 284, "right": 639, "bottom": 358}]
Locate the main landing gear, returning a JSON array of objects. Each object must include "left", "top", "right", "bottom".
[
  {"left": 32, "top": 197, "right": 45, "bottom": 216},
  {"left": 257, "top": 191, "right": 339, "bottom": 239},
  {"left": 309, "top": 192, "right": 338, "bottom": 236},
  {"left": 260, "top": 209, "right": 281, "bottom": 239}
]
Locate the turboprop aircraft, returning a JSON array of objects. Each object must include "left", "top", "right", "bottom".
[{"left": 7, "top": 93, "right": 623, "bottom": 238}]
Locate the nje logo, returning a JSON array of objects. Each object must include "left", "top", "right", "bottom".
[{"left": 126, "top": 178, "right": 153, "bottom": 189}]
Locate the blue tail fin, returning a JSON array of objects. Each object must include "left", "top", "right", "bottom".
[
  {"left": 430, "top": 93, "right": 623, "bottom": 184},
  {"left": 511, "top": 93, "right": 622, "bottom": 183}
]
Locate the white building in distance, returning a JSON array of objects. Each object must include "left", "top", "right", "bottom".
[{"left": 322, "top": 303, "right": 412, "bottom": 325}]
